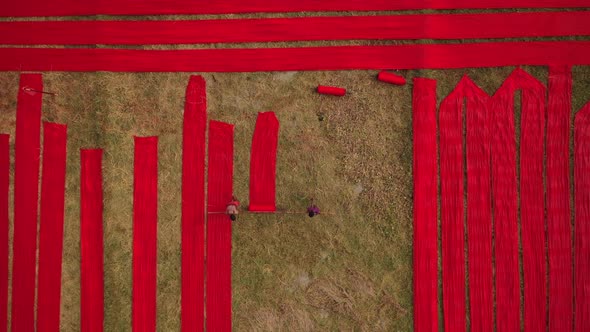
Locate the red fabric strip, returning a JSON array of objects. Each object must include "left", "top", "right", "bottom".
[
  {"left": 574, "top": 102, "right": 590, "bottom": 332},
  {"left": 133, "top": 137, "right": 158, "bottom": 332},
  {"left": 11, "top": 73, "right": 42, "bottom": 332},
  {"left": 249, "top": 112, "right": 279, "bottom": 212},
  {"left": 547, "top": 66, "right": 573, "bottom": 332},
  {"left": 0, "top": 134, "right": 8, "bottom": 332},
  {"left": 0, "top": 41, "right": 589, "bottom": 72},
  {"left": 412, "top": 77, "right": 438, "bottom": 332},
  {"left": 37, "top": 122, "right": 67, "bottom": 332},
  {"left": 2, "top": 0, "right": 588, "bottom": 17},
  {"left": 181, "top": 76, "right": 207, "bottom": 332},
  {"left": 439, "top": 76, "right": 466, "bottom": 332},
  {"left": 206, "top": 121, "right": 234, "bottom": 332},
  {"left": 80, "top": 149, "right": 104, "bottom": 332},
  {"left": 1, "top": 12, "right": 589, "bottom": 45}
]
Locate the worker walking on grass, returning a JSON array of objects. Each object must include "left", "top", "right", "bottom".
[
  {"left": 226, "top": 196, "right": 240, "bottom": 221},
  {"left": 307, "top": 198, "right": 321, "bottom": 218}
]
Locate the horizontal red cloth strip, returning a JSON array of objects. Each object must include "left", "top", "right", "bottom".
[
  {"left": 1, "top": 11, "right": 589, "bottom": 45},
  {"left": 249, "top": 112, "right": 279, "bottom": 212},
  {"left": 2, "top": 0, "right": 588, "bottom": 17},
  {"left": 1, "top": 41, "right": 589, "bottom": 72}
]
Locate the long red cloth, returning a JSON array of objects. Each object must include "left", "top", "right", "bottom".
[
  {"left": 249, "top": 112, "right": 279, "bottom": 212},
  {"left": 1, "top": 11, "right": 589, "bottom": 45},
  {"left": 412, "top": 77, "right": 438, "bottom": 332},
  {"left": 80, "top": 149, "right": 104, "bottom": 332},
  {"left": 1, "top": 41, "right": 589, "bottom": 72},
  {"left": 2, "top": 0, "right": 588, "bottom": 17},
  {"left": 574, "top": 102, "right": 590, "bottom": 332},
  {"left": 133, "top": 137, "right": 158, "bottom": 332},
  {"left": 11, "top": 73, "right": 42, "bottom": 332},
  {"left": 0, "top": 134, "right": 8, "bottom": 332},
  {"left": 37, "top": 122, "right": 67, "bottom": 332},
  {"left": 547, "top": 66, "right": 573, "bottom": 332},
  {"left": 181, "top": 76, "right": 207, "bottom": 332},
  {"left": 206, "top": 121, "right": 234, "bottom": 332}
]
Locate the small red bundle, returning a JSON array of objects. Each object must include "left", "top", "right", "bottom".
[
  {"left": 317, "top": 85, "right": 346, "bottom": 96},
  {"left": 377, "top": 71, "right": 406, "bottom": 85}
]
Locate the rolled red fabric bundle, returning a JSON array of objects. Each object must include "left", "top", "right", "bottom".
[
  {"left": 378, "top": 71, "right": 406, "bottom": 85},
  {"left": 317, "top": 85, "right": 346, "bottom": 96}
]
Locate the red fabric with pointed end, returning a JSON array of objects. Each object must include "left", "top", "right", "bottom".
[
  {"left": 249, "top": 112, "right": 279, "bottom": 212},
  {"left": 206, "top": 121, "right": 234, "bottom": 332},
  {"left": 377, "top": 71, "right": 406, "bottom": 85},
  {"left": 37, "top": 122, "right": 67, "bottom": 332},
  {"left": 0, "top": 134, "right": 8, "bottom": 332},
  {"left": 133, "top": 137, "right": 158, "bottom": 332},
  {"left": 412, "top": 77, "right": 438, "bottom": 332},
  {"left": 547, "top": 66, "right": 573, "bottom": 332},
  {"left": 574, "top": 102, "right": 590, "bottom": 332},
  {"left": 80, "top": 149, "right": 104, "bottom": 332},
  {"left": 11, "top": 73, "right": 42, "bottom": 332},
  {"left": 317, "top": 86, "right": 346, "bottom": 96},
  {"left": 181, "top": 75, "right": 207, "bottom": 332}
]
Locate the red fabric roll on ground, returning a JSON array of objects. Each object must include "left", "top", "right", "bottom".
[
  {"left": 37, "top": 122, "right": 67, "bottom": 332},
  {"left": 11, "top": 73, "right": 42, "bottom": 332},
  {"left": 249, "top": 112, "right": 279, "bottom": 212},
  {"left": 377, "top": 71, "right": 406, "bottom": 85},
  {"left": 80, "top": 149, "right": 104, "bottom": 332},
  {"left": 206, "top": 121, "right": 234, "bottom": 332},
  {"left": 574, "top": 102, "right": 590, "bottom": 332},
  {"left": 133, "top": 137, "right": 158, "bottom": 332},
  {"left": 439, "top": 76, "right": 466, "bottom": 332},
  {"left": 181, "top": 75, "right": 207, "bottom": 332},
  {"left": 1, "top": 41, "right": 590, "bottom": 72},
  {"left": 412, "top": 77, "right": 438, "bottom": 332},
  {"left": 0, "top": 134, "right": 8, "bottom": 332},
  {"left": 547, "top": 66, "right": 573, "bottom": 332},
  {"left": 317, "top": 85, "right": 346, "bottom": 96}
]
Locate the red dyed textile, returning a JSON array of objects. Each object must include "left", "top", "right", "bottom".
[
  {"left": 412, "top": 78, "right": 438, "bottom": 332},
  {"left": 2, "top": 0, "right": 588, "bottom": 17},
  {"left": 2, "top": 11, "right": 589, "bottom": 45},
  {"left": 249, "top": 112, "right": 279, "bottom": 212},
  {"left": 37, "top": 122, "right": 67, "bottom": 332},
  {"left": 206, "top": 121, "right": 234, "bottom": 332},
  {"left": 547, "top": 66, "right": 573, "bottom": 332},
  {"left": 11, "top": 73, "right": 42, "bottom": 332},
  {"left": 181, "top": 76, "right": 207, "bottom": 332},
  {"left": 80, "top": 149, "right": 104, "bottom": 332},
  {"left": 133, "top": 137, "right": 158, "bottom": 332},
  {"left": 1, "top": 41, "right": 590, "bottom": 72},
  {"left": 574, "top": 102, "right": 590, "bottom": 332},
  {"left": 0, "top": 134, "right": 8, "bottom": 332},
  {"left": 377, "top": 71, "right": 406, "bottom": 85},
  {"left": 317, "top": 86, "right": 346, "bottom": 96}
]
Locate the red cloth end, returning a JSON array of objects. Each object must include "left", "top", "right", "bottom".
[
  {"left": 317, "top": 85, "right": 346, "bottom": 96},
  {"left": 377, "top": 71, "right": 406, "bottom": 85},
  {"left": 248, "top": 205, "right": 276, "bottom": 212}
]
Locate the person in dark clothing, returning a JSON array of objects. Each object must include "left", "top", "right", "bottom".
[{"left": 307, "top": 199, "right": 321, "bottom": 218}]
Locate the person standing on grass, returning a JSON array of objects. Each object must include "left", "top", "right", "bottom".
[
  {"left": 226, "top": 196, "right": 240, "bottom": 221},
  {"left": 307, "top": 198, "right": 321, "bottom": 218}
]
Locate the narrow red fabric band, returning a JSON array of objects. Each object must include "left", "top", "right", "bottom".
[
  {"left": 133, "top": 137, "right": 158, "bottom": 332},
  {"left": 37, "top": 122, "right": 68, "bottom": 332},
  {"left": 317, "top": 86, "right": 346, "bottom": 96},
  {"left": 80, "top": 149, "right": 104, "bottom": 332},
  {"left": 181, "top": 75, "right": 207, "bottom": 332},
  {"left": 206, "top": 121, "right": 234, "bottom": 332},
  {"left": 412, "top": 77, "right": 438, "bottom": 332},
  {"left": 11, "top": 73, "right": 42, "bottom": 332},
  {"left": 0, "top": 134, "right": 8, "bottom": 332},
  {"left": 249, "top": 112, "right": 279, "bottom": 212},
  {"left": 377, "top": 72, "right": 406, "bottom": 85},
  {"left": 1, "top": 41, "right": 589, "bottom": 72},
  {"left": 1, "top": 11, "right": 589, "bottom": 45}
]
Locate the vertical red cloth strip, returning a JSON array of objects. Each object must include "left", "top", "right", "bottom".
[
  {"left": 439, "top": 76, "right": 466, "bottom": 332},
  {"left": 206, "top": 121, "right": 234, "bottom": 332},
  {"left": 0, "top": 134, "right": 8, "bottom": 332},
  {"left": 133, "top": 137, "right": 158, "bottom": 332},
  {"left": 11, "top": 73, "right": 42, "bottom": 332},
  {"left": 574, "top": 102, "right": 590, "bottom": 332},
  {"left": 412, "top": 77, "right": 438, "bottom": 332},
  {"left": 547, "top": 66, "right": 573, "bottom": 332},
  {"left": 181, "top": 75, "right": 207, "bottom": 332},
  {"left": 37, "top": 122, "right": 67, "bottom": 332},
  {"left": 249, "top": 112, "right": 279, "bottom": 212},
  {"left": 80, "top": 149, "right": 104, "bottom": 332}
]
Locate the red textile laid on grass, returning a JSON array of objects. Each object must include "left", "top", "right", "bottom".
[
  {"left": 133, "top": 137, "right": 158, "bottom": 332},
  {"left": 206, "top": 121, "right": 234, "bottom": 332},
  {"left": 1, "top": 41, "right": 590, "bottom": 72},
  {"left": 574, "top": 102, "right": 590, "bottom": 332},
  {"left": 80, "top": 149, "right": 104, "bottom": 332},
  {"left": 412, "top": 77, "right": 438, "bottom": 332},
  {"left": 37, "top": 122, "right": 67, "bottom": 332},
  {"left": 181, "top": 75, "right": 207, "bottom": 332},
  {"left": 11, "top": 73, "right": 42, "bottom": 332},
  {"left": 0, "top": 134, "right": 7, "bottom": 332},
  {"left": 249, "top": 112, "right": 279, "bottom": 212},
  {"left": 547, "top": 66, "right": 573, "bottom": 332}
]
